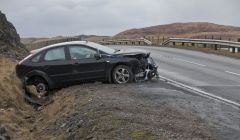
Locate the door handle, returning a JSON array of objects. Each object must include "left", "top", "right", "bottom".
[{"left": 73, "top": 62, "right": 79, "bottom": 65}]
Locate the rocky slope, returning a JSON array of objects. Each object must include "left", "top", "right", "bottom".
[
  {"left": 115, "top": 22, "right": 240, "bottom": 40},
  {"left": 0, "top": 11, "right": 28, "bottom": 59}
]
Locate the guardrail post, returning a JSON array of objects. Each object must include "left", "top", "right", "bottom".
[
  {"left": 172, "top": 42, "right": 175, "bottom": 46},
  {"left": 182, "top": 42, "right": 185, "bottom": 46},
  {"left": 192, "top": 43, "right": 195, "bottom": 46},
  {"left": 203, "top": 44, "right": 207, "bottom": 48},
  {"left": 238, "top": 39, "right": 240, "bottom": 52},
  {"left": 214, "top": 44, "right": 218, "bottom": 50}
]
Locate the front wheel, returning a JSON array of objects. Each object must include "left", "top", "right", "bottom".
[{"left": 112, "top": 65, "right": 133, "bottom": 84}]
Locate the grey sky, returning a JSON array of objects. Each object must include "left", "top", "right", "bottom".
[{"left": 0, "top": 0, "right": 239, "bottom": 37}]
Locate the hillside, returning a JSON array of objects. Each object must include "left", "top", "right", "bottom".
[
  {"left": 0, "top": 11, "right": 28, "bottom": 59},
  {"left": 21, "top": 35, "right": 108, "bottom": 45},
  {"left": 115, "top": 22, "right": 240, "bottom": 40}
]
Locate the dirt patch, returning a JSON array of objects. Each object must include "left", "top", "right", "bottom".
[{"left": 22, "top": 83, "right": 216, "bottom": 140}]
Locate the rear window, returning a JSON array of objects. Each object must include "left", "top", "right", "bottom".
[
  {"left": 30, "top": 53, "right": 42, "bottom": 63},
  {"left": 44, "top": 47, "right": 65, "bottom": 61}
]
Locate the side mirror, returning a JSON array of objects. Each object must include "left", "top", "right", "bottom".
[{"left": 94, "top": 53, "right": 102, "bottom": 60}]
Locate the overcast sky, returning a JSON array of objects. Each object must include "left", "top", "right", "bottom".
[{"left": 0, "top": 0, "right": 239, "bottom": 37}]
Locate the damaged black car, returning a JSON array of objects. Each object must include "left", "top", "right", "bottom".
[{"left": 16, "top": 41, "right": 158, "bottom": 97}]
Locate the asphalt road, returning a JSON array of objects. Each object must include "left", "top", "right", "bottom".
[{"left": 112, "top": 45, "right": 240, "bottom": 104}]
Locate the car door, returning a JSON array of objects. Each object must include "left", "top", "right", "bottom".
[
  {"left": 67, "top": 45, "right": 106, "bottom": 81},
  {"left": 42, "top": 46, "right": 74, "bottom": 85}
]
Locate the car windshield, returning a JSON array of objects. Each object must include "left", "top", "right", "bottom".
[{"left": 88, "top": 42, "right": 116, "bottom": 54}]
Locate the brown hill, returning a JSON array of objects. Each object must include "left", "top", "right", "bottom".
[{"left": 114, "top": 22, "right": 240, "bottom": 41}]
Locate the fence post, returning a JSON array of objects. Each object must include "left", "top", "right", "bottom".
[
  {"left": 162, "top": 36, "right": 165, "bottom": 45},
  {"left": 232, "top": 47, "right": 235, "bottom": 53},
  {"left": 238, "top": 39, "right": 240, "bottom": 52},
  {"left": 214, "top": 44, "right": 218, "bottom": 50}
]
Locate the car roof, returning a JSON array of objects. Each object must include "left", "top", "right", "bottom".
[{"left": 30, "top": 41, "right": 99, "bottom": 54}]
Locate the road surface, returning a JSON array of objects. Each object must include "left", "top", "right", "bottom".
[{"left": 112, "top": 45, "right": 240, "bottom": 104}]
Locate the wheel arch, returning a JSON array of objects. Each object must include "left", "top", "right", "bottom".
[
  {"left": 110, "top": 62, "right": 136, "bottom": 82},
  {"left": 25, "top": 70, "right": 54, "bottom": 89}
]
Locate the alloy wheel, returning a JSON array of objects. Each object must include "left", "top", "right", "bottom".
[{"left": 114, "top": 68, "right": 130, "bottom": 83}]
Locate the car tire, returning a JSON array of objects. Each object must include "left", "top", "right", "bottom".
[
  {"left": 26, "top": 77, "right": 49, "bottom": 98},
  {"left": 112, "top": 65, "right": 133, "bottom": 84}
]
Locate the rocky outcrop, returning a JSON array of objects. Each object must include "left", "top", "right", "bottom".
[{"left": 0, "top": 11, "right": 28, "bottom": 59}]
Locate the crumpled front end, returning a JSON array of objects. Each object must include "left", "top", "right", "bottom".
[
  {"left": 134, "top": 55, "right": 159, "bottom": 81},
  {"left": 116, "top": 50, "right": 158, "bottom": 81},
  {"left": 144, "top": 57, "right": 159, "bottom": 80}
]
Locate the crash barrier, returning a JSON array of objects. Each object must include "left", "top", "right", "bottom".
[
  {"left": 99, "top": 38, "right": 152, "bottom": 46},
  {"left": 163, "top": 38, "right": 240, "bottom": 53}
]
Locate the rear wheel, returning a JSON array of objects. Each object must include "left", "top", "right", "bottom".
[
  {"left": 26, "top": 77, "right": 48, "bottom": 98},
  {"left": 112, "top": 65, "right": 133, "bottom": 84}
]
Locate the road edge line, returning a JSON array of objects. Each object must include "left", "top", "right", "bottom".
[{"left": 158, "top": 75, "right": 240, "bottom": 109}]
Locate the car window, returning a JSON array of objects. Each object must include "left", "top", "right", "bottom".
[
  {"left": 44, "top": 47, "right": 65, "bottom": 61},
  {"left": 69, "top": 46, "right": 97, "bottom": 60},
  {"left": 30, "top": 53, "right": 41, "bottom": 63},
  {"left": 87, "top": 42, "right": 115, "bottom": 54}
]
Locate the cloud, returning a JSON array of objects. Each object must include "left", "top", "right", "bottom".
[{"left": 0, "top": 0, "right": 239, "bottom": 37}]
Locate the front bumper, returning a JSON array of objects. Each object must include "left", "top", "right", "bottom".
[
  {"left": 135, "top": 57, "right": 159, "bottom": 80},
  {"left": 145, "top": 57, "right": 159, "bottom": 80}
]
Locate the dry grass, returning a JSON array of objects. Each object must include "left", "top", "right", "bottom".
[
  {"left": 0, "top": 58, "right": 27, "bottom": 109},
  {"left": 0, "top": 58, "right": 35, "bottom": 138},
  {"left": 0, "top": 58, "right": 76, "bottom": 139}
]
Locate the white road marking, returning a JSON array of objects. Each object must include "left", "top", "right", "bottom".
[
  {"left": 174, "top": 58, "right": 206, "bottom": 67},
  {"left": 158, "top": 75, "right": 240, "bottom": 109},
  {"left": 225, "top": 71, "right": 240, "bottom": 76}
]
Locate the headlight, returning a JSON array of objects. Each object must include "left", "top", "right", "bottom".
[{"left": 147, "top": 57, "right": 156, "bottom": 65}]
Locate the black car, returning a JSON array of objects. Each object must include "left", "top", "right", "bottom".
[{"left": 16, "top": 41, "right": 158, "bottom": 97}]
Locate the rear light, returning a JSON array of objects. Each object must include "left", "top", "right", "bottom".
[{"left": 18, "top": 54, "right": 33, "bottom": 65}]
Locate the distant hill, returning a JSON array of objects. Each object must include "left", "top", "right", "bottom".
[
  {"left": 114, "top": 22, "right": 240, "bottom": 41},
  {"left": 0, "top": 11, "right": 28, "bottom": 59},
  {"left": 21, "top": 35, "right": 109, "bottom": 45},
  {"left": 21, "top": 35, "right": 109, "bottom": 50}
]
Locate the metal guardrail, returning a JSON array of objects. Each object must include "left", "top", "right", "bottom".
[
  {"left": 163, "top": 38, "right": 240, "bottom": 48},
  {"left": 99, "top": 38, "right": 152, "bottom": 45}
]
